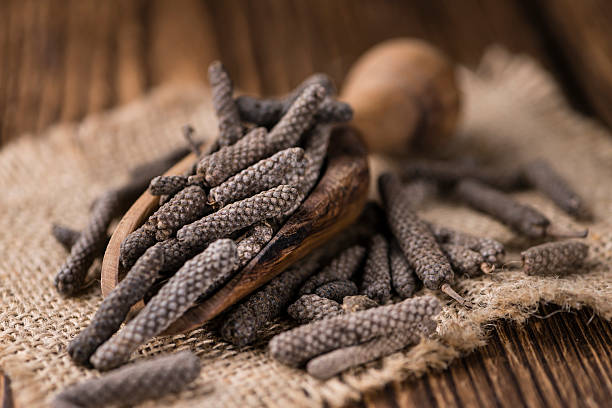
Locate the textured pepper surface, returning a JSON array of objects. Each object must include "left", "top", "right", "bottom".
[
  {"left": 177, "top": 184, "right": 299, "bottom": 247},
  {"left": 299, "top": 125, "right": 331, "bottom": 196},
  {"left": 68, "top": 246, "right": 165, "bottom": 366},
  {"left": 153, "top": 185, "right": 209, "bottom": 241},
  {"left": 119, "top": 226, "right": 157, "bottom": 269},
  {"left": 389, "top": 243, "right": 418, "bottom": 299},
  {"left": 379, "top": 174, "right": 454, "bottom": 290},
  {"left": 220, "top": 255, "right": 320, "bottom": 346},
  {"left": 236, "top": 223, "right": 274, "bottom": 267},
  {"left": 521, "top": 240, "right": 588, "bottom": 276},
  {"left": 523, "top": 159, "right": 592, "bottom": 220},
  {"left": 288, "top": 294, "right": 344, "bottom": 324},
  {"left": 441, "top": 243, "right": 488, "bottom": 278},
  {"left": 148, "top": 175, "right": 188, "bottom": 196},
  {"left": 299, "top": 245, "right": 366, "bottom": 296},
  {"left": 208, "top": 147, "right": 305, "bottom": 208},
  {"left": 456, "top": 179, "right": 550, "bottom": 238},
  {"left": 52, "top": 351, "right": 201, "bottom": 408},
  {"left": 266, "top": 84, "right": 326, "bottom": 151},
  {"left": 91, "top": 239, "right": 238, "bottom": 370},
  {"left": 196, "top": 127, "right": 272, "bottom": 187},
  {"left": 342, "top": 295, "right": 379, "bottom": 313},
  {"left": 269, "top": 295, "right": 441, "bottom": 367},
  {"left": 361, "top": 234, "right": 392, "bottom": 304},
  {"left": 51, "top": 224, "right": 81, "bottom": 251},
  {"left": 209, "top": 61, "right": 243, "bottom": 147},
  {"left": 55, "top": 190, "right": 120, "bottom": 296},
  {"left": 427, "top": 222, "right": 505, "bottom": 265},
  {"left": 314, "top": 280, "right": 358, "bottom": 303}
]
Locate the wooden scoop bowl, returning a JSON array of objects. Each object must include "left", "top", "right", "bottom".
[{"left": 101, "top": 125, "right": 369, "bottom": 334}]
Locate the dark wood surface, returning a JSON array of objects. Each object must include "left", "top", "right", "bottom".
[{"left": 1, "top": 1, "right": 610, "bottom": 407}]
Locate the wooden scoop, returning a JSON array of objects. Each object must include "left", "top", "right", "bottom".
[{"left": 101, "top": 126, "right": 369, "bottom": 334}]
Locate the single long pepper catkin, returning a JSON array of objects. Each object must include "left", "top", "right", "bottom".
[
  {"left": 288, "top": 294, "right": 344, "bottom": 324},
  {"left": 177, "top": 184, "right": 299, "bottom": 247},
  {"left": 269, "top": 296, "right": 441, "bottom": 367},
  {"left": 92, "top": 239, "right": 238, "bottom": 371},
  {"left": 521, "top": 240, "right": 589, "bottom": 276},
  {"left": 236, "top": 223, "right": 274, "bottom": 267},
  {"left": 379, "top": 174, "right": 458, "bottom": 301},
  {"left": 299, "top": 125, "right": 331, "bottom": 196},
  {"left": 68, "top": 246, "right": 165, "bottom": 366},
  {"left": 119, "top": 226, "right": 156, "bottom": 269},
  {"left": 427, "top": 222, "right": 505, "bottom": 265},
  {"left": 208, "top": 147, "right": 306, "bottom": 208},
  {"left": 148, "top": 175, "right": 188, "bottom": 196},
  {"left": 220, "top": 255, "right": 320, "bottom": 346},
  {"left": 299, "top": 245, "right": 366, "bottom": 296},
  {"left": 361, "top": 235, "right": 392, "bottom": 304},
  {"left": 402, "top": 159, "right": 523, "bottom": 191},
  {"left": 455, "top": 179, "right": 587, "bottom": 239},
  {"left": 441, "top": 243, "right": 493, "bottom": 277},
  {"left": 196, "top": 127, "right": 272, "bottom": 187},
  {"left": 523, "top": 159, "right": 592, "bottom": 220},
  {"left": 209, "top": 61, "right": 243, "bottom": 147},
  {"left": 314, "top": 280, "right": 358, "bottom": 303},
  {"left": 154, "top": 185, "right": 209, "bottom": 241},
  {"left": 266, "top": 84, "right": 326, "bottom": 151},
  {"left": 389, "top": 243, "right": 418, "bottom": 299},
  {"left": 52, "top": 352, "right": 201, "bottom": 408},
  {"left": 52, "top": 224, "right": 81, "bottom": 251}
]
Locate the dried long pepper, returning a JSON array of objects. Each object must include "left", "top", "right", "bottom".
[
  {"left": 220, "top": 255, "right": 320, "bottom": 346},
  {"left": 342, "top": 295, "right": 379, "bottom": 313},
  {"left": 92, "top": 239, "right": 238, "bottom": 370},
  {"left": 523, "top": 159, "right": 592, "bottom": 220},
  {"left": 314, "top": 280, "right": 358, "bottom": 303},
  {"left": 68, "top": 246, "right": 165, "bottom": 366},
  {"left": 208, "top": 147, "right": 306, "bottom": 208},
  {"left": 51, "top": 224, "right": 81, "bottom": 251},
  {"left": 441, "top": 243, "right": 494, "bottom": 277},
  {"left": 361, "top": 234, "right": 392, "bottom": 304},
  {"left": 236, "top": 223, "right": 274, "bottom": 267},
  {"left": 521, "top": 240, "right": 589, "bottom": 276},
  {"left": 299, "top": 245, "right": 366, "bottom": 296},
  {"left": 455, "top": 179, "right": 587, "bottom": 239},
  {"left": 196, "top": 127, "right": 272, "bottom": 187},
  {"left": 379, "top": 174, "right": 464, "bottom": 304},
  {"left": 299, "top": 125, "right": 332, "bottom": 196},
  {"left": 52, "top": 351, "right": 201, "bottom": 408},
  {"left": 148, "top": 175, "right": 188, "bottom": 196},
  {"left": 389, "top": 243, "right": 418, "bottom": 299},
  {"left": 427, "top": 222, "right": 505, "bottom": 265},
  {"left": 177, "top": 184, "right": 299, "bottom": 248},
  {"left": 266, "top": 84, "right": 326, "bottom": 151},
  {"left": 269, "top": 296, "right": 441, "bottom": 367},
  {"left": 209, "top": 61, "right": 243, "bottom": 147},
  {"left": 402, "top": 159, "right": 523, "bottom": 191},
  {"left": 288, "top": 294, "right": 344, "bottom": 324}
]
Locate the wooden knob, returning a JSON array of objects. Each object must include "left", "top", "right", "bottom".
[{"left": 341, "top": 38, "right": 461, "bottom": 155}]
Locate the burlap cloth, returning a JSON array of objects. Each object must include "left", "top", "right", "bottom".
[{"left": 1, "top": 48, "right": 611, "bottom": 408}]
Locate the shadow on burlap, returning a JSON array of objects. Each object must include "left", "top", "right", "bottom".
[{"left": 1, "top": 48, "right": 611, "bottom": 407}]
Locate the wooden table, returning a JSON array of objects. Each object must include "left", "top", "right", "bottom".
[{"left": 1, "top": 1, "right": 610, "bottom": 406}]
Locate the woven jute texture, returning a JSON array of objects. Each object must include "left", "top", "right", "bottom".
[{"left": 1, "top": 48, "right": 611, "bottom": 408}]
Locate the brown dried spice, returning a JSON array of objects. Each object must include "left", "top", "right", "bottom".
[
  {"left": 314, "top": 280, "right": 358, "bottom": 303},
  {"left": 177, "top": 184, "right": 299, "bottom": 248},
  {"left": 299, "top": 245, "right": 366, "bottom": 296},
  {"left": 119, "top": 226, "right": 157, "bottom": 269},
  {"left": 209, "top": 61, "right": 243, "bottom": 147},
  {"left": 148, "top": 175, "right": 188, "bottom": 196},
  {"left": 220, "top": 254, "right": 320, "bottom": 346},
  {"left": 196, "top": 127, "right": 272, "bottom": 187},
  {"left": 92, "top": 239, "right": 238, "bottom": 370},
  {"left": 208, "top": 147, "right": 305, "bottom": 208},
  {"left": 361, "top": 234, "right": 392, "bottom": 304},
  {"left": 455, "top": 179, "right": 587, "bottom": 239},
  {"left": 153, "top": 185, "right": 209, "bottom": 241},
  {"left": 268, "top": 295, "right": 441, "bottom": 367},
  {"left": 389, "top": 242, "right": 418, "bottom": 299},
  {"left": 51, "top": 224, "right": 81, "bottom": 251},
  {"left": 427, "top": 222, "right": 505, "bottom": 265},
  {"left": 521, "top": 240, "right": 589, "bottom": 276},
  {"left": 52, "top": 351, "right": 201, "bottom": 408},
  {"left": 342, "top": 295, "right": 379, "bottom": 313},
  {"left": 523, "top": 159, "right": 592, "bottom": 220},
  {"left": 68, "top": 246, "right": 165, "bottom": 366},
  {"left": 379, "top": 174, "right": 461, "bottom": 303},
  {"left": 299, "top": 125, "right": 331, "bottom": 196},
  {"left": 236, "top": 223, "right": 274, "bottom": 267},
  {"left": 441, "top": 243, "right": 494, "bottom": 277},
  {"left": 287, "top": 294, "right": 343, "bottom": 324}
]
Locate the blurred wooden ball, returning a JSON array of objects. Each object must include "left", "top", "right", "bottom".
[{"left": 341, "top": 38, "right": 461, "bottom": 155}]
